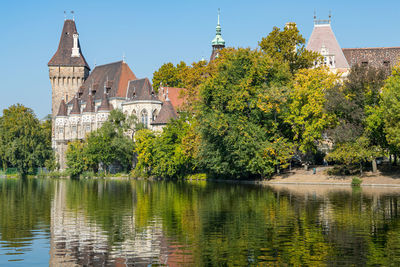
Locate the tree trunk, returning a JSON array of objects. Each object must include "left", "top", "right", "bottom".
[
  {"left": 360, "top": 162, "right": 363, "bottom": 175},
  {"left": 394, "top": 154, "right": 398, "bottom": 166},
  {"left": 372, "top": 158, "right": 377, "bottom": 173}
]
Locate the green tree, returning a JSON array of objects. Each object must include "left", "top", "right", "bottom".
[
  {"left": 381, "top": 66, "right": 400, "bottom": 151},
  {"left": 326, "top": 136, "right": 380, "bottom": 174},
  {"left": 286, "top": 67, "right": 338, "bottom": 154},
  {"left": 152, "top": 61, "right": 187, "bottom": 92},
  {"left": 198, "top": 48, "right": 293, "bottom": 179},
  {"left": 325, "top": 65, "right": 389, "bottom": 171},
  {"left": 0, "top": 104, "right": 53, "bottom": 175},
  {"left": 133, "top": 129, "right": 156, "bottom": 177},
  {"left": 66, "top": 141, "right": 87, "bottom": 177},
  {"left": 84, "top": 110, "right": 134, "bottom": 173},
  {"left": 151, "top": 113, "right": 196, "bottom": 178},
  {"left": 65, "top": 110, "right": 135, "bottom": 175},
  {"left": 259, "top": 23, "right": 320, "bottom": 73}
]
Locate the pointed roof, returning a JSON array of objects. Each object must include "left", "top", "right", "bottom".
[
  {"left": 70, "top": 96, "right": 81, "bottom": 115},
  {"left": 48, "top": 19, "right": 90, "bottom": 69},
  {"left": 306, "top": 21, "right": 349, "bottom": 69},
  {"left": 83, "top": 93, "right": 95, "bottom": 113},
  {"left": 151, "top": 100, "right": 178, "bottom": 125},
  {"left": 126, "top": 78, "right": 159, "bottom": 101},
  {"left": 56, "top": 99, "right": 68, "bottom": 116},
  {"left": 98, "top": 93, "right": 113, "bottom": 112}
]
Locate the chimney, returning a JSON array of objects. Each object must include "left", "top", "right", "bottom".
[{"left": 71, "top": 33, "right": 80, "bottom": 57}]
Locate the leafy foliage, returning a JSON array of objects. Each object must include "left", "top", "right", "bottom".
[
  {"left": 0, "top": 104, "right": 53, "bottom": 175},
  {"left": 259, "top": 23, "right": 320, "bottom": 73},
  {"left": 286, "top": 67, "right": 338, "bottom": 153},
  {"left": 133, "top": 113, "right": 197, "bottom": 178},
  {"left": 152, "top": 61, "right": 187, "bottom": 92},
  {"left": 381, "top": 66, "right": 400, "bottom": 151},
  {"left": 198, "top": 48, "right": 294, "bottom": 179},
  {"left": 66, "top": 110, "right": 135, "bottom": 176}
]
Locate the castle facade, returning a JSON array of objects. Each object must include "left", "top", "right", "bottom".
[{"left": 49, "top": 19, "right": 178, "bottom": 169}]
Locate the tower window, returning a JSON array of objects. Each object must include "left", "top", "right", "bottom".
[
  {"left": 361, "top": 61, "right": 368, "bottom": 66},
  {"left": 383, "top": 61, "right": 390, "bottom": 67}
]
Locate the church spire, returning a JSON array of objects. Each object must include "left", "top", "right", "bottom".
[
  {"left": 211, "top": 8, "right": 225, "bottom": 47},
  {"left": 210, "top": 9, "right": 225, "bottom": 61}
]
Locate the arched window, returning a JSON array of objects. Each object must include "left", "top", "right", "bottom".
[
  {"left": 152, "top": 109, "right": 158, "bottom": 122},
  {"left": 140, "top": 109, "right": 148, "bottom": 128}
]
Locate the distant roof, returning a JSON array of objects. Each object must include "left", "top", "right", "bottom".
[
  {"left": 48, "top": 20, "right": 90, "bottom": 69},
  {"left": 158, "top": 87, "right": 185, "bottom": 110},
  {"left": 151, "top": 100, "right": 178, "bottom": 125},
  {"left": 126, "top": 78, "right": 159, "bottom": 101},
  {"left": 306, "top": 23, "right": 349, "bottom": 69},
  {"left": 76, "top": 61, "right": 137, "bottom": 104},
  {"left": 342, "top": 47, "right": 400, "bottom": 68}
]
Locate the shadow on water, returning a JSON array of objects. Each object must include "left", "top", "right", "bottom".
[{"left": 2, "top": 179, "right": 400, "bottom": 265}]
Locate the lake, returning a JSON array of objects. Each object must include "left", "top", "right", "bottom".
[{"left": 1, "top": 178, "right": 400, "bottom": 266}]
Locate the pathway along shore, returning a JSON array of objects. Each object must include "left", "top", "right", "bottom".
[{"left": 266, "top": 166, "right": 400, "bottom": 187}]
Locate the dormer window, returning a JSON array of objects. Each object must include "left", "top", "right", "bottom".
[{"left": 362, "top": 61, "right": 368, "bottom": 66}]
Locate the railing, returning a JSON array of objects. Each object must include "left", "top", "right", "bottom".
[{"left": 314, "top": 19, "right": 331, "bottom": 25}]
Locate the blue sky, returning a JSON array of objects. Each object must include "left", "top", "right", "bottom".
[{"left": 1, "top": 0, "right": 400, "bottom": 118}]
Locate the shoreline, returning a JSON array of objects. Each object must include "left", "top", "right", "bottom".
[{"left": 262, "top": 166, "right": 400, "bottom": 188}]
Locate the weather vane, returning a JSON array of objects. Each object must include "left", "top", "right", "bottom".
[{"left": 71, "top": 11, "right": 75, "bottom": 21}]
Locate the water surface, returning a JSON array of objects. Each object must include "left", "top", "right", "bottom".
[{"left": 1, "top": 178, "right": 400, "bottom": 266}]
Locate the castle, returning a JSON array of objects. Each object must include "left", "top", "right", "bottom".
[{"left": 49, "top": 14, "right": 226, "bottom": 169}]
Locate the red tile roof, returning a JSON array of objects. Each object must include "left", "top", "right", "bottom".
[
  {"left": 77, "top": 61, "right": 137, "bottom": 104},
  {"left": 157, "top": 87, "right": 185, "bottom": 110}
]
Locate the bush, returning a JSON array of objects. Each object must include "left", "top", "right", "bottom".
[{"left": 351, "top": 176, "right": 362, "bottom": 187}]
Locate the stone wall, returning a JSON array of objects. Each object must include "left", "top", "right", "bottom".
[{"left": 49, "top": 66, "right": 89, "bottom": 118}]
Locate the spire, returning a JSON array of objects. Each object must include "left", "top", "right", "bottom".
[
  {"left": 48, "top": 18, "right": 90, "bottom": 69},
  {"left": 83, "top": 93, "right": 95, "bottom": 113},
  {"left": 98, "top": 91, "right": 113, "bottom": 112},
  {"left": 70, "top": 96, "right": 81, "bottom": 115},
  {"left": 57, "top": 99, "right": 68, "bottom": 116},
  {"left": 211, "top": 8, "right": 225, "bottom": 46},
  {"left": 210, "top": 9, "right": 225, "bottom": 61}
]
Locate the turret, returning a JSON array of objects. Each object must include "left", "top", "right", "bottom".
[{"left": 48, "top": 18, "right": 90, "bottom": 120}]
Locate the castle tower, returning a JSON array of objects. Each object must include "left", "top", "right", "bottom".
[
  {"left": 48, "top": 19, "right": 90, "bottom": 119},
  {"left": 210, "top": 9, "right": 225, "bottom": 61}
]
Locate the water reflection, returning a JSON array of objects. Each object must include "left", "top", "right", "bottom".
[{"left": 1, "top": 179, "right": 400, "bottom": 266}]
